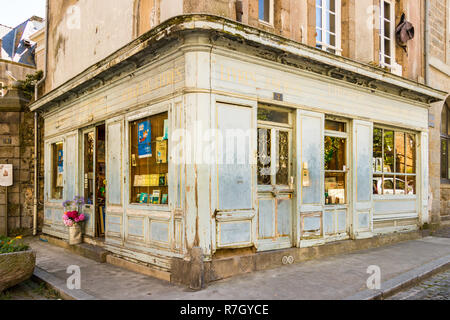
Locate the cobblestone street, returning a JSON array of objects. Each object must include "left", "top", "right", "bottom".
[{"left": 387, "top": 269, "right": 450, "bottom": 300}]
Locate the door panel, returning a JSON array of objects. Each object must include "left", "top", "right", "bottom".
[{"left": 258, "top": 198, "right": 274, "bottom": 239}]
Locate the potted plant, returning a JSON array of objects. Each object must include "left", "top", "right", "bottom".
[
  {"left": 63, "top": 196, "right": 86, "bottom": 245},
  {"left": 0, "top": 236, "right": 35, "bottom": 292}
]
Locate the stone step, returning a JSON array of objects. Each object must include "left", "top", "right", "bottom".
[{"left": 39, "top": 235, "right": 109, "bottom": 263}]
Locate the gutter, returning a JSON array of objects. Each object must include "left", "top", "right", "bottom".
[{"left": 33, "top": 0, "right": 49, "bottom": 236}]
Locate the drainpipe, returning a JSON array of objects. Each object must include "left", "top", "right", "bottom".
[{"left": 33, "top": 0, "right": 49, "bottom": 236}]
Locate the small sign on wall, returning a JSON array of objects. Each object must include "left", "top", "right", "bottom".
[{"left": 0, "top": 164, "right": 13, "bottom": 187}]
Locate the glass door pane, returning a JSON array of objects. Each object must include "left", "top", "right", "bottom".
[{"left": 83, "top": 131, "right": 95, "bottom": 205}]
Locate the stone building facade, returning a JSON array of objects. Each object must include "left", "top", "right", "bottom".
[{"left": 427, "top": 0, "right": 450, "bottom": 226}]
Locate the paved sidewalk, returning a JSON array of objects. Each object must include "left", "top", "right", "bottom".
[{"left": 27, "top": 234, "right": 450, "bottom": 300}]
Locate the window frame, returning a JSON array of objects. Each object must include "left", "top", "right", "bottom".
[
  {"left": 324, "top": 116, "right": 349, "bottom": 206},
  {"left": 315, "top": 0, "right": 342, "bottom": 55},
  {"left": 126, "top": 105, "right": 171, "bottom": 210},
  {"left": 372, "top": 125, "right": 417, "bottom": 197},
  {"left": 257, "top": 104, "right": 294, "bottom": 191},
  {"left": 441, "top": 103, "right": 450, "bottom": 183},
  {"left": 49, "top": 140, "right": 65, "bottom": 201},
  {"left": 258, "top": 0, "right": 274, "bottom": 26},
  {"left": 379, "top": 0, "right": 395, "bottom": 68}
]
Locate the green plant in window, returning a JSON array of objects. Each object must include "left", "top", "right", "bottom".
[{"left": 324, "top": 136, "right": 341, "bottom": 170}]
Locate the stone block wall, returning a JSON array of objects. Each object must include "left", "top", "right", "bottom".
[{"left": 0, "top": 111, "right": 44, "bottom": 236}]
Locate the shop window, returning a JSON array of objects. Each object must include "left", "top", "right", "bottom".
[
  {"left": 379, "top": 0, "right": 395, "bottom": 67},
  {"left": 373, "top": 127, "right": 416, "bottom": 195},
  {"left": 316, "top": 0, "right": 341, "bottom": 55},
  {"left": 129, "top": 112, "right": 169, "bottom": 205},
  {"left": 441, "top": 103, "right": 450, "bottom": 181},
  {"left": 324, "top": 119, "right": 347, "bottom": 205},
  {"left": 51, "top": 142, "right": 64, "bottom": 200},
  {"left": 258, "top": 0, "right": 273, "bottom": 24}
]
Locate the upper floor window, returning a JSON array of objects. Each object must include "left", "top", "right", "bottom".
[
  {"left": 259, "top": 0, "right": 273, "bottom": 25},
  {"left": 0, "top": 82, "right": 5, "bottom": 97},
  {"left": 316, "top": 0, "right": 341, "bottom": 55},
  {"left": 441, "top": 103, "right": 450, "bottom": 181},
  {"left": 379, "top": 0, "right": 395, "bottom": 67}
]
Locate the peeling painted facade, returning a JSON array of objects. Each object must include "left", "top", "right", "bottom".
[{"left": 31, "top": 12, "right": 447, "bottom": 285}]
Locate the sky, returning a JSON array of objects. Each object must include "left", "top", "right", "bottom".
[{"left": 0, "top": 0, "right": 46, "bottom": 28}]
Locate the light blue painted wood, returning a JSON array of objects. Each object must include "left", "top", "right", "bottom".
[
  {"left": 337, "top": 210, "right": 346, "bottom": 232},
  {"left": 65, "top": 134, "right": 77, "bottom": 200},
  {"left": 219, "top": 221, "right": 251, "bottom": 245},
  {"left": 277, "top": 199, "right": 291, "bottom": 236},
  {"left": 373, "top": 199, "right": 416, "bottom": 214},
  {"left": 358, "top": 212, "right": 370, "bottom": 229},
  {"left": 217, "top": 103, "right": 253, "bottom": 210},
  {"left": 45, "top": 208, "right": 52, "bottom": 221},
  {"left": 128, "top": 218, "right": 144, "bottom": 237},
  {"left": 106, "top": 121, "right": 122, "bottom": 205},
  {"left": 299, "top": 112, "right": 323, "bottom": 205},
  {"left": 303, "top": 216, "right": 320, "bottom": 232},
  {"left": 258, "top": 199, "right": 274, "bottom": 238},
  {"left": 355, "top": 123, "right": 372, "bottom": 202},
  {"left": 150, "top": 221, "right": 169, "bottom": 243},
  {"left": 324, "top": 211, "right": 334, "bottom": 234}
]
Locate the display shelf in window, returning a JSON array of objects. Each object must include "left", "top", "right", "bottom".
[{"left": 129, "top": 111, "right": 169, "bottom": 205}]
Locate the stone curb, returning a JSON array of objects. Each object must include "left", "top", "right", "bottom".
[
  {"left": 32, "top": 266, "right": 96, "bottom": 300},
  {"left": 343, "top": 254, "right": 450, "bottom": 300}
]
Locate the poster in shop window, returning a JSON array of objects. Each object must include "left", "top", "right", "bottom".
[
  {"left": 0, "top": 164, "right": 13, "bottom": 187},
  {"left": 138, "top": 120, "right": 152, "bottom": 158}
]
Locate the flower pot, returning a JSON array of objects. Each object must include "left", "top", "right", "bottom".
[
  {"left": 68, "top": 224, "right": 82, "bottom": 245},
  {"left": 0, "top": 249, "right": 36, "bottom": 292}
]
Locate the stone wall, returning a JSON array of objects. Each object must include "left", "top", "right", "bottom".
[{"left": 0, "top": 111, "right": 44, "bottom": 236}]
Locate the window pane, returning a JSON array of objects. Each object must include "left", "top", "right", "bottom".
[
  {"left": 384, "top": 56, "right": 391, "bottom": 65},
  {"left": 447, "top": 106, "right": 450, "bottom": 135},
  {"left": 316, "top": 0, "right": 322, "bottom": 7},
  {"left": 325, "top": 172, "right": 346, "bottom": 204},
  {"left": 373, "top": 128, "right": 383, "bottom": 172},
  {"left": 258, "top": 107, "right": 289, "bottom": 124},
  {"left": 316, "top": 27, "right": 322, "bottom": 42},
  {"left": 384, "top": 20, "right": 390, "bottom": 38},
  {"left": 407, "top": 176, "right": 416, "bottom": 195},
  {"left": 326, "top": 12, "right": 336, "bottom": 33},
  {"left": 384, "top": 1, "right": 390, "bottom": 20},
  {"left": 441, "top": 106, "right": 447, "bottom": 134},
  {"left": 373, "top": 174, "right": 382, "bottom": 194},
  {"left": 264, "top": 0, "right": 270, "bottom": 21},
  {"left": 406, "top": 133, "right": 416, "bottom": 174},
  {"left": 130, "top": 112, "right": 169, "bottom": 204},
  {"left": 258, "top": 128, "right": 271, "bottom": 185},
  {"left": 395, "top": 132, "right": 405, "bottom": 174},
  {"left": 276, "top": 131, "right": 289, "bottom": 185},
  {"left": 327, "top": 0, "right": 335, "bottom": 12},
  {"left": 441, "top": 138, "right": 448, "bottom": 179},
  {"left": 395, "top": 175, "right": 406, "bottom": 195},
  {"left": 383, "top": 130, "right": 394, "bottom": 172},
  {"left": 384, "top": 38, "right": 391, "bottom": 56},
  {"left": 383, "top": 176, "right": 394, "bottom": 195},
  {"left": 83, "top": 132, "right": 95, "bottom": 205},
  {"left": 325, "top": 136, "right": 346, "bottom": 171},
  {"left": 325, "top": 119, "right": 346, "bottom": 132},
  {"left": 316, "top": 7, "right": 322, "bottom": 28},
  {"left": 52, "top": 142, "right": 64, "bottom": 200},
  {"left": 327, "top": 33, "right": 336, "bottom": 47}
]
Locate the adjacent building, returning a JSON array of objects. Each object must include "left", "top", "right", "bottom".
[
  {"left": 0, "top": 16, "right": 45, "bottom": 236},
  {"left": 30, "top": 1, "right": 448, "bottom": 286}
]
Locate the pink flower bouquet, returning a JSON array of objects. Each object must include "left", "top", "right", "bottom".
[{"left": 63, "top": 211, "right": 85, "bottom": 227}]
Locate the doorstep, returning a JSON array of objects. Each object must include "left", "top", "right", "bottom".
[{"left": 39, "top": 234, "right": 109, "bottom": 263}]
